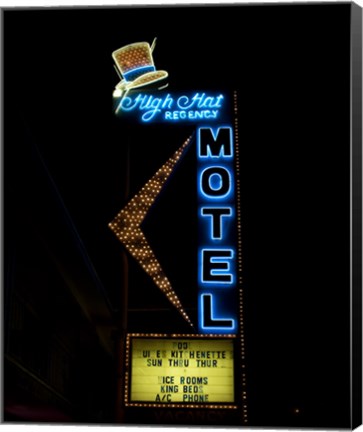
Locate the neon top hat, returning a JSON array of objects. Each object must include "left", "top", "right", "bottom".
[{"left": 112, "top": 39, "right": 168, "bottom": 95}]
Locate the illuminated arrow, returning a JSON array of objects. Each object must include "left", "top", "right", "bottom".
[{"left": 109, "top": 135, "right": 193, "bottom": 327}]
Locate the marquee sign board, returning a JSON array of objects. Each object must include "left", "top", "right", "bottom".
[{"left": 126, "top": 334, "right": 236, "bottom": 408}]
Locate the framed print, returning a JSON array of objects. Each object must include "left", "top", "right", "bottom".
[{"left": 2, "top": 2, "right": 362, "bottom": 429}]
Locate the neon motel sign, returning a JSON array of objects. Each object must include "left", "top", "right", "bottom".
[
  {"left": 111, "top": 41, "right": 244, "bottom": 411},
  {"left": 115, "top": 92, "right": 237, "bottom": 335},
  {"left": 197, "top": 127, "right": 237, "bottom": 334}
]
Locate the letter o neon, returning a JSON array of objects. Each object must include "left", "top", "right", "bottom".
[{"left": 201, "top": 167, "right": 230, "bottom": 197}]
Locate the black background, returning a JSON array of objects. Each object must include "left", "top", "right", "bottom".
[{"left": 4, "top": 3, "right": 352, "bottom": 428}]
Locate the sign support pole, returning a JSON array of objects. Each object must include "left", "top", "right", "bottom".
[{"left": 115, "top": 143, "right": 130, "bottom": 423}]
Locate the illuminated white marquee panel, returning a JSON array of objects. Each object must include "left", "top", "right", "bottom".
[{"left": 125, "top": 334, "right": 236, "bottom": 409}]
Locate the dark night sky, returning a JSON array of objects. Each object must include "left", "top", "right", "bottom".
[{"left": 4, "top": 3, "right": 354, "bottom": 428}]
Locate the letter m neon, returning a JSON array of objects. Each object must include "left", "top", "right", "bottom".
[{"left": 198, "top": 127, "right": 233, "bottom": 158}]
